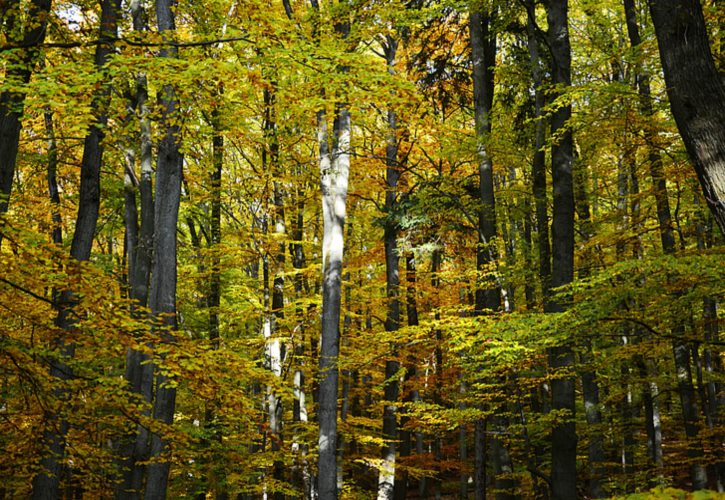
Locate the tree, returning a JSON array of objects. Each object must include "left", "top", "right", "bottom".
[
  {"left": 0, "top": 0, "right": 52, "bottom": 231},
  {"left": 0, "top": 0, "right": 723, "bottom": 497},
  {"left": 545, "top": 0, "right": 577, "bottom": 497},
  {"left": 315, "top": 2, "right": 352, "bottom": 497},
  {"left": 32, "top": 0, "right": 121, "bottom": 495},
  {"left": 648, "top": 0, "right": 725, "bottom": 235},
  {"left": 143, "top": 0, "right": 184, "bottom": 495}
]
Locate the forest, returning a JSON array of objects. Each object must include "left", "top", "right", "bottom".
[{"left": 0, "top": 0, "right": 724, "bottom": 497}]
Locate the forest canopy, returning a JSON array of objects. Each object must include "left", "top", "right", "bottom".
[{"left": 0, "top": 0, "right": 723, "bottom": 498}]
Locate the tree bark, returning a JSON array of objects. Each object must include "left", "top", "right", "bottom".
[
  {"left": 315, "top": 3, "right": 352, "bottom": 497},
  {"left": 378, "top": 34, "right": 401, "bottom": 500},
  {"left": 263, "top": 84, "right": 286, "bottom": 500},
  {"left": 622, "top": 0, "right": 666, "bottom": 476},
  {"left": 648, "top": 0, "right": 725, "bottom": 234},
  {"left": 526, "top": 10, "right": 551, "bottom": 302},
  {"left": 117, "top": 6, "right": 156, "bottom": 496},
  {"left": 470, "top": 8, "right": 515, "bottom": 500},
  {"left": 143, "top": 0, "right": 183, "bottom": 495},
  {"left": 32, "top": 0, "right": 119, "bottom": 496},
  {"left": 575, "top": 157, "right": 606, "bottom": 498},
  {"left": 0, "top": 0, "right": 52, "bottom": 232},
  {"left": 546, "top": 1, "right": 577, "bottom": 498},
  {"left": 317, "top": 102, "right": 350, "bottom": 499}
]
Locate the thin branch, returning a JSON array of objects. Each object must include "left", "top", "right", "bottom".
[
  {"left": 0, "top": 277, "right": 57, "bottom": 307},
  {"left": 0, "top": 35, "right": 253, "bottom": 52}
]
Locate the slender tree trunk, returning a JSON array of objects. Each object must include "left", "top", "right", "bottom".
[
  {"left": 116, "top": 1, "right": 156, "bottom": 495},
  {"left": 615, "top": 143, "right": 636, "bottom": 481},
  {"left": 378, "top": 34, "right": 401, "bottom": 500},
  {"left": 32, "top": 0, "right": 120, "bottom": 496},
  {"left": 622, "top": 0, "right": 666, "bottom": 475},
  {"left": 626, "top": 3, "right": 708, "bottom": 488},
  {"left": 648, "top": 0, "right": 725, "bottom": 234},
  {"left": 695, "top": 194, "right": 725, "bottom": 491},
  {"left": 143, "top": 0, "right": 183, "bottom": 495},
  {"left": 317, "top": 105, "right": 350, "bottom": 499},
  {"left": 261, "top": 83, "right": 286, "bottom": 500},
  {"left": 470, "top": 9, "right": 509, "bottom": 500},
  {"left": 291, "top": 178, "right": 313, "bottom": 496},
  {"left": 0, "top": 0, "right": 52, "bottom": 236},
  {"left": 430, "top": 248, "right": 443, "bottom": 500},
  {"left": 575, "top": 157, "right": 606, "bottom": 498},
  {"left": 545, "top": 1, "right": 577, "bottom": 498},
  {"left": 204, "top": 102, "right": 226, "bottom": 500},
  {"left": 44, "top": 111, "right": 63, "bottom": 246},
  {"left": 526, "top": 10, "right": 551, "bottom": 303},
  {"left": 403, "top": 251, "right": 422, "bottom": 498},
  {"left": 316, "top": 46, "right": 351, "bottom": 499},
  {"left": 119, "top": 41, "right": 156, "bottom": 500}
]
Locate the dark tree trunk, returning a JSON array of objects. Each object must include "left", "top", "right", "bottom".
[
  {"left": 526, "top": 11, "right": 551, "bottom": 302},
  {"left": 575, "top": 158, "right": 606, "bottom": 498},
  {"left": 199, "top": 102, "right": 226, "bottom": 500},
  {"left": 546, "top": 1, "right": 577, "bottom": 498},
  {"left": 622, "top": 0, "right": 667, "bottom": 475},
  {"left": 648, "top": 0, "right": 725, "bottom": 234},
  {"left": 470, "top": 8, "right": 514, "bottom": 500},
  {"left": 144, "top": 0, "right": 183, "bottom": 496},
  {"left": 263, "top": 83, "right": 286, "bottom": 500},
  {"left": 44, "top": 110, "right": 62, "bottom": 246},
  {"left": 470, "top": 3, "right": 498, "bottom": 316},
  {"left": 379, "top": 34, "right": 401, "bottom": 500},
  {"left": 0, "top": 0, "right": 52, "bottom": 231},
  {"left": 31, "top": 0, "right": 120, "bottom": 496},
  {"left": 118, "top": 11, "right": 156, "bottom": 495},
  {"left": 399, "top": 251, "right": 422, "bottom": 498},
  {"left": 624, "top": 1, "right": 710, "bottom": 488}
]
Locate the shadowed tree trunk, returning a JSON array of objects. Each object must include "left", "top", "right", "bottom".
[
  {"left": 263, "top": 83, "right": 286, "bottom": 500},
  {"left": 143, "top": 0, "right": 183, "bottom": 495},
  {"left": 545, "top": 0, "right": 577, "bottom": 497},
  {"left": 633, "top": 2, "right": 709, "bottom": 489},
  {"left": 0, "top": 0, "right": 52, "bottom": 234},
  {"left": 575, "top": 155, "right": 606, "bottom": 498},
  {"left": 117, "top": 4, "right": 156, "bottom": 497},
  {"left": 622, "top": 0, "right": 666, "bottom": 476},
  {"left": 648, "top": 0, "right": 725, "bottom": 234},
  {"left": 526, "top": 8, "right": 551, "bottom": 303},
  {"left": 31, "top": 0, "right": 120, "bottom": 496},
  {"left": 470, "top": 8, "right": 515, "bottom": 500},
  {"left": 378, "top": 33, "right": 401, "bottom": 500}
]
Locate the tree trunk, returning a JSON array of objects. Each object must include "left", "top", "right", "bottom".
[
  {"left": 291, "top": 178, "right": 313, "bottom": 496},
  {"left": 379, "top": 34, "right": 401, "bottom": 500},
  {"left": 575, "top": 157, "right": 606, "bottom": 498},
  {"left": 263, "top": 83, "right": 286, "bottom": 500},
  {"left": 317, "top": 60, "right": 351, "bottom": 500},
  {"left": 546, "top": 1, "right": 577, "bottom": 498},
  {"left": 470, "top": 9, "right": 507, "bottom": 500},
  {"left": 117, "top": 8, "right": 156, "bottom": 495},
  {"left": 403, "top": 252, "right": 423, "bottom": 498},
  {"left": 0, "top": 0, "right": 52, "bottom": 233},
  {"left": 621, "top": 0, "right": 667, "bottom": 476},
  {"left": 648, "top": 0, "right": 725, "bottom": 234},
  {"left": 32, "top": 0, "right": 120, "bottom": 496},
  {"left": 430, "top": 248, "right": 443, "bottom": 500},
  {"left": 526, "top": 10, "right": 551, "bottom": 302},
  {"left": 143, "top": 0, "right": 183, "bottom": 495}
]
